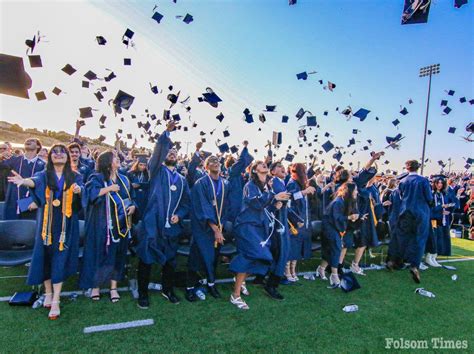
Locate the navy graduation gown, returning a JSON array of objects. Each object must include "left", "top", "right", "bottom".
[
  {"left": 426, "top": 191, "right": 451, "bottom": 256},
  {"left": 397, "top": 173, "right": 433, "bottom": 267},
  {"left": 136, "top": 132, "right": 191, "bottom": 266},
  {"left": 187, "top": 174, "right": 230, "bottom": 283},
  {"left": 321, "top": 197, "right": 347, "bottom": 268},
  {"left": 353, "top": 168, "right": 379, "bottom": 248},
  {"left": 128, "top": 170, "right": 150, "bottom": 218},
  {"left": 227, "top": 146, "right": 254, "bottom": 223},
  {"left": 287, "top": 178, "right": 312, "bottom": 260},
  {"left": 79, "top": 172, "right": 136, "bottom": 289},
  {"left": 0, "top": 156, "right": 45, "bottom": 220},
  {"left": 186, "top": 152, "right": 205, "bottom": 188},
  {"left": 27, "top": 171, "right": 83, "bottom": 285},
  {"left": 77, "top": 160, "right": 92, "bottom": 183},
  {"left": 387, "top": 188, "right": 403, "bottom": 260},
  {"left": 268, "top": 177, "right": 290, "bottom": 277},
  {"left": 230, "top": 180, "right": 275, "bottom": 275}
]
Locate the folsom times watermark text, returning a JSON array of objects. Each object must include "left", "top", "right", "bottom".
[{"left": 385, "top": 337, "right": 469, "bottom": 350}]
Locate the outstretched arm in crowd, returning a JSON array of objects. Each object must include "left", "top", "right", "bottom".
[{"left": 148, "top": 120, "right": 177, "bottom": 179}]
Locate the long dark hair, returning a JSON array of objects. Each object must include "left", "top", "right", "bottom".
[
  {"left": 336, "top": 182, "right": 357, "bottom": 216},
  {"left": 290, "top": 163, "right": 308, "bottom": 189},
  {"left": 96, "top": 150, "right": 115, "bottom": 181},
  {"left": 46, "top": 143, "right": 76, "bottom": 191},
  {"left": 432, "top": 177, "right": 447, "bottom": 193},
  {"left": 249, "top": 160, "right": 266, "bottom": 192}
]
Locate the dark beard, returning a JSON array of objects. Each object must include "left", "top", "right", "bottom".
[{"left": 165, "top": 159, "right": 177, "bottom": 167}]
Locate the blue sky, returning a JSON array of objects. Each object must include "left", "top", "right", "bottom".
[{"left": 1, "top": 0, "right": 473, "bottom": 174}]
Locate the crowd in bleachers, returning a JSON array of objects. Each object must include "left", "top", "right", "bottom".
[{"left": 1, "top": 121, "right": 473, "bottom": 318}]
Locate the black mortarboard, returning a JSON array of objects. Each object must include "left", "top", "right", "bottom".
[
  {"left": 143, "top": 121, "right": 151, "bottom": 131},
  {"left": 199, "top": 89, "right": 222, "bottom": 107},
  {"left": 243, "top": 108, "right": 254, "bottom": 123},
  {"left": 448, "top": 127, "right": 456, "bottom": 134},
  {"left": 124, "top": 28, "right": 134, "bottom": 39},
  {"left": 272, "top": 131, "right": 282, "bottom": 146},
  {"left": 62, "top": 64, "right": 76, "bottom": 75},
  {"left": 113, "top": 90, "right": 134, "bottom": 113},
  {"left": 265, "top": 105, "right": 276, "bottom": 112},
  {"left": 392, "top": 119, "right": 400, "bottom": 126},
  {"left": 230, "top": 145, "right": 239, "bottom": 154},
  {"left": 25, "top": 35, "right": 36, "bottom": 53},
  {"left": 296, "top": 108, "right": 305, "bottom": 120},
  {"left": 353, "top": 108, "right": 370, "bottom": 121},
  {"left": 84, "top": 70, "right": 97, "bottom": 80},
  {"left": 152, "top": 11, "right": 164, "bottom": 23},
  {"left": 470, "top": 99, "right": 474, "bottom": 105},
  {"left": 466, "top": 158, "right": 474, "bottom": 165},
  {"left": 341, "top": 107, "right": 352, "bottom": 117},
  {"left": 172, "top": 113, "right": 181, "bottom": 121},
  {"left": 105, "top": 71, "right": 116, "bottom": 82},
  {"left": 401, "top": 0, "right": 431, "bottom": 25},
  {"left": 352, "top": 129, "right": 358, "bottom": 134},
  {"left": 447, "top": 89, "right": 455, "bottom": 96},
  {"left": 323, "top": 111, "right": 328, "bottom": 116},
  {"left": 35, "top": 91, "right": 46, "bottom": 101},
  {"left": 94, "top": 91, "right": 104, "bottom": 101},
  {"left": 216, "top": 113, "right": 224, "bottom": 122},
  {"left": 441, "top": 99, "right": 448, "bottom": 106},
  {"left": 459, "top": 97, "right": 466, "bottom": 103},
  {"left": 324, "top": 132, "right": 330, "bottom": 137},
  {"left": 386, "top": 133, "right": 403, "bottom": 145},
  {"left": 443, "top": 106, "right": 452, "bottom": 115},
  {"left": 150, "top": 83, "right": 159, "bottom": 94},
  {"left": 0, "top": 54, "right": 32, "bottom": 99},
  {"left": 282, "top": 115, "right": 289, "bottom": 123},
  {"left": 348, "top": 138, "right": 356, "bottom": 146},
  {"left": 96, "top": 36, "right": 107, "bottom": 45},
  {"left": 28, "top": 55, "right": 42, "bottom": 68},
  {"left": 409, "top": 98, "right": 413, "bottom": 104},
  {"left": 400, "top": 107, "right": 408, "bottom": 115},
  {"left": 322, "top": 140, "right": 334, "bottom": 152},
  {"left": 163, "top": 110, "right": 170, "bottom": 120},
  {"left": 79, "top": 107, "right": 93, "bottom": 118},
  {"left": 99, "top": 114, "right": 107, "bottom": 125},
  {"left": 289, "top": 0, "right": 297, "bottom": 5},
  {"left": 259, "top": 113, "right": 266, "bottom": 123},
  {"left": 285, "top": 153, "right": 294, "bottom": 162},
  {"left": 333, "top": 151, "right": 342, "bottom": 162},
  {"left": 82, "top": 80, "right": 89, "bottom": 88},
  {"left": 183, "top": 14, "right": 193, "bottom": 24},
  {"left": 52, "top": 87, "right": 61, "bottom": 95},
  {"left": 223, "top": 129, "right": 230, "bottom": 138},
  {"left": 124, "top": 58, "right": 131, "bottom": 66},
  {"left": 127, "top": 133, "right": 132, "bottom": 139},
  {"left": 427, "top": 129, "right": 432, "bottom": 135},
  {"left": 307, "top": 116, "right": 317, "bottom": 127},
  {"left": 454, "top": 0, "right": 468, "bottom": 8},
  {"left": 218, "top": 143, "right": 229, "bottom": 153},
  {"left": 296, "top": 72, "right": 308, "bottom": 80},
  {"left": 466, "top": 122, "right": 474, "bottom": 133}
]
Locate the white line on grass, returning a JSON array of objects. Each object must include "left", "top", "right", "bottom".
[{"left": 83, "top": 319, "right": 154, "bottom": 334}]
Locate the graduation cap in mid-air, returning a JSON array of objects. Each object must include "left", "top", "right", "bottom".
[
  {"left": 353, "top": 108, "right": 370, "bottom": 121},
  {"left": 307, "top": 116, "right": 317, "bottom": 127},
  {"left": 122, "top": 28, "right": 135, "bottom": 45},
  {"left": 52, "top": 87, "right": 62, "bottom": 95},
  {"left": 282, "top": 115, "right": 289, "bottom": 123},
  {"left": 112, "top": 90, "right": 134, "bottom": 114},
  {"left": 28, "top": 55, "right": 42, "bottom": 68},
  {"left": 327, "top": 81, "right": 336, "bottom": 91},
  {"left": 84, "top": 70, "right": 97, "bottom": 80},
  {"left": 285, "top": 153, "right": 295, "bottom": 162},
  {"left": 124, "top": 58, "right": 131, "bottom": 66},
  {"left": 218, "top": 143, "right": 229, "bottom": 153},
  {"left": 443, "top": 106, "right": 452, "bottom": 115},
  {"left": 400, "top": 107, "right": 408, "bottom": 115},
  {"left": 459, "top": 97, "right": 467, "bottom": 103},
  {"left": 152, "top": 11, "right": 164, "bottom": 23},
  {"left": 243, "top": 108, "right": 254, "bottom": 123},
  {"left": 198, "top": 87, "right": 221, "bottom": 107},
  {"left": 0, "top": 54, "right": 32, "bottom": 99},
  {"left": 289, "top": 0, "right": 297, "bottom": 5},
  {"left": 272, "top": 131, "right": 282, "bottom": 146},
  {"left": 182, "top": 14, "right": 194, "bottom": 24},
  {"left": 447, "top": 89, "right": 455, "bottom": 96},
  {"left": 216, "top": 112, "right": 224, "bottom": 122},
  {"left": 322, "top": 140, "right": 335, "bottom": 153},
  {"left": 440, "top": 99, "right": 448, "bottom": 106},
  {"left": 448, "top": 127, "right": 456, "bottom": 134},
  {"left": 386, "top": 133, "right": 404, "bottom": 147},
  {"left": 62, "top": 63, "right": 77, "bottom": 75},
  {"left": 454, "top": 0, "right": 468, "bottom": 8},
  {"left": 264, "top": 105, "right": 276, "bottom": 112},
  {"left": 401, "top": 0, "right": 431, "bottom": 25},
  {"left": 35, "top": 91, "right": 46, "bottom": 101},
  {"left": 79, "top": 107, "right": 94, "bottom": 118},
  {"left": 296, "top": 72, "right": 308, "bottom": 80},
  {"left": 96, "top": 36, "right": 107, "bottom": 45}
]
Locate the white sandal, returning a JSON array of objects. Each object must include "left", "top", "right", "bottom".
[
  {"left": 241, "top": 282, "right": 250, "bottom": 296},
  {"left": 43, "top": 293, "right": 53, "bottom": 308},
  {"left": 230, "top": 294, "right": 249, "bottom": 310},
  {"left": 316, "top": 266, "right": 328, "bottom": 281},
  {"left": 48, "top": 301, "right": 61, "bottom": 320}
]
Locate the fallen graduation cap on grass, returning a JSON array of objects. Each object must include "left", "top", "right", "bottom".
[
  {"left": 0, "top": 54, "right": 32, "bottom": 99},
  {"left": 340, "top": 273, "right": 361, "bottom": 292},
  {"left": 401, "top": 0, "right": 431, "bottom": 25}
]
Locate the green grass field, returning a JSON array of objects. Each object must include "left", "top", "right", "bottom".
[{"left": 1, "top": 238, "right": 473, "bottom": 353}]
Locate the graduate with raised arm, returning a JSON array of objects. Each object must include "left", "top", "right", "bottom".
[
  {"left": 286, "top": 163, "right": 316, "bottom": 281},
  {"left": 136, "top": 121, "right": 191, "bottom": 309},
  {"left": 350, "top": 151, "right": 384, "bottom": 275},
  {"left": 227, "top": 141, "right": 254, "bottom": 223},
  {"left": 8, "top": 144, "right": 83, "bottom": 320},
  {"left": 229, "top": 161, "right": 290, "bottom": 310},
  {"left": 79, "top": 150, "right": 137, "bottom": 302},
  {"left": 0, "top": 138, "right": 45, "bottom": 220},
  {"left": 186, "top": 141, "right": 206, "bottom": 188},
  {"left": 396, "top": 160, "right": 433, "bottom": 283},
  {"left": 186, "top": 155, "right": 230, "bottom": 302}
]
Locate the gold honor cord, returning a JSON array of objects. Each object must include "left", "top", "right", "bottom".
[
  {"left": 108, "top": 175, "right": 132, "bottom": 239},
  {"left": 369, "top": 196, "right": 378, "bottom": 227},
  {"left": 207, "top": 174, "right": 225, "bottom": 248}
]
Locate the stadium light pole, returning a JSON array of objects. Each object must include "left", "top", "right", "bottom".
[{"left": 419, "top": 63, "right": 440, "bottom": 175}]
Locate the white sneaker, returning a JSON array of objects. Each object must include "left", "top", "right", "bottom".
[
  {"left": 230, "top": 294, "right": 249, "bottom": 310},
  {"left": 425, "top": 253, "right": 438, "bottom": 267},
  {"left": 430, "top": 254, "right": 442, "bottom": 267},
  {"left": 419, "top": 262, "right": 429, "bottom": 271}
]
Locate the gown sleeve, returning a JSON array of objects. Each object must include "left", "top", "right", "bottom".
[
  {"left": 148, "top": 131, "right": 171, "bottom": 179},
  {"left": 192, "top": 179, "right": 218, "bottom": 228},
  {"left": 243, "top": 182, "right": 275, "bottom": 211}
]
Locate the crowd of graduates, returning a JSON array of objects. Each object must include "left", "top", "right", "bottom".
[{"left": 1, "top": 120, "right": 473, "bottom": 318}]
